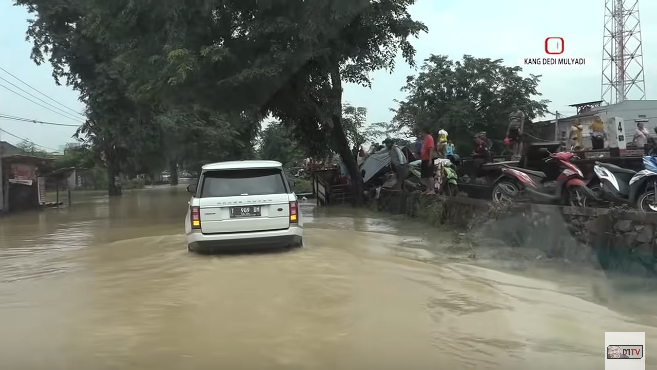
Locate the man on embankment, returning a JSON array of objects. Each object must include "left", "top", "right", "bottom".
[
  {"left": 385, "top": 138, "right": 408, "bottom": 190},
  {"left": 419, "top": 126, "right": 436, "bottom": 194}
]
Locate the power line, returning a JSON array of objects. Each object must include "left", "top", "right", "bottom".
[
  {"left": 0, "top": 83, "right": 84, "bottom": 124},
  {"left": 0, "top": 113, "right": 80, "bottom": 127},
  {"left": 0, "top": 66, "right": 84, "bottom": 118},
  {"left": 0, "top": 128, "right": 59, "bottom": 152},
  {"left": 0, "top": 75, "right": 85, "bottom": 122}
]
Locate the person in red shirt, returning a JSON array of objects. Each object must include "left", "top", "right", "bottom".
[{"left": 419, "top": 127, "right": 435, "bottom": 194}]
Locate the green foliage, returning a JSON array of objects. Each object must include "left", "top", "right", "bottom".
[
  {"left": 52, "top": 145, "right": 96, "bottom": 170},
  {"left": 122, "top": 178, "right": 146, "bottom": 190},
  {"left": 392, "top": 55, "right": 551, "bottom": 154},
  {"left": 15, "top": 0, "right": 427, "bottom": 201},
  {"left": 259, "top": 121, "right": 305, "bottom": 168},
  {"left": 15, "top": 139, "right": 52, "bottom": 157},
  {"left": 294, "top": 178, "right": 313, "bottom": 193},
  {"left": 342, "top": 104, "right": 369, "bottom": 148}
]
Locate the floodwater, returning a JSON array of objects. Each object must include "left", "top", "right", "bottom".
[{"left": 0, "top": 186, "right": 656, "bottom": 369}]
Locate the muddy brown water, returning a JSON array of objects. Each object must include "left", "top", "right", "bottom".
[{"left": 0, "top": 186, "right": 656, "bottom": 369}]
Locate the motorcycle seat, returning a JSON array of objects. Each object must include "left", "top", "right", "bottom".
[
  {"left": 505, "top": 166, "right": 546, "bottom": 178},
  {"left": 598, "top": 162, "right": 636, "bottom": 174}
]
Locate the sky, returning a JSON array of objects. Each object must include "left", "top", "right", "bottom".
[{"left": 1, "top": 0, "right": 657, "bottom": 151}]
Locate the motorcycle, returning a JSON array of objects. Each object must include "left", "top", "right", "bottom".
[
  {"left": 434, "top": 158, "right": 459, "bottom": 196},
  {"left": 443, "top": 162, "right": 458, "bottom": 196},
  {"left": 592, "top": 156, "right": 657, "bottom": 212},
  {"left": 492, "top": 151, "right": 596, "bottom": 206}
]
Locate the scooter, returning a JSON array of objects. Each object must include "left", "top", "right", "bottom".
[
  {"left": 434, "top": 158, "right": 459, "bottom": 196},
  {"left": 592, "top": 156, "right": 657, "bottom": 212},
  {"left": 444, "top": 154, "right": 461, "bottom": 196},
  {"left": 443, "top": 162, "right": 458, "bottom": 196},
  {"left": 492, "top": 151, "right": 597, "bottom": 206}
]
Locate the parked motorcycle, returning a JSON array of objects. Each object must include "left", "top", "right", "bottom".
[
  {"left": 443, "top": 163, "right": 458, "bottom": 196},
  {"left": 592, "top": 156, "right": 657, "bottom": 212},
  {"left": 434, "top": 158, "right": 458, "bottom": 196},
  {"left": 492, "top": 151, "right": 596, "bottom": 206}
]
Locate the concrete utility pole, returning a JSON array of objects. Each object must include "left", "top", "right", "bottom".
[{"left": 554, "top": 111, "right": 560, "bottom": 141}]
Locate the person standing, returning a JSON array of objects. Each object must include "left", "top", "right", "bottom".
[
  {"left": 419, "top": 127, "right": 435, "bottom": 194},
  {"left": 436, "top": 129, "right": 448, "bottom": 158},
  {"left": 384, "top": 138, "right": 408, "bottom": 190},
  {"left": 634, "top": 121, "right": 650, "bottom": 148},
  {"left": 590, "top": 115, "right": 606, "bottom": 150},
  {"left": 569, "top": 120, "right": 583, "bottom": 150},
  {"left": 506, "top": 104, "right": 526, "bottom": 158}
]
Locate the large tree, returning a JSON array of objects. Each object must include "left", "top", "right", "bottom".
[
  {"left": 15, "top": 0, "right": 256, "bottom": 193},
  {"left": 393, "top": 55, "right": 551, "bottom": 153},
  {"left": 69, "top": 0, "right": 427, "bottom": 204},
  {"left": 259, "top": 121, "right": 305, "bottom": 168}
]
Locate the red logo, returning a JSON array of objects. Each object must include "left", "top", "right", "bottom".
[{"left": 545, "top": 37, "right": 564, "bottom": 54}]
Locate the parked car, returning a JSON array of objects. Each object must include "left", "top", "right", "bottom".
[{"left": 185, "top": 160, "right": 303, "bottom": 252}]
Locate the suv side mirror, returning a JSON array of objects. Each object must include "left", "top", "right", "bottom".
[{"left": 186, "top": 184, "right": 196, "bottom": 193}]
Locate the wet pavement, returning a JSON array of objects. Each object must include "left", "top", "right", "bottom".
[{"left": 0, "top": 186, "right": 656, "bottom": 369}]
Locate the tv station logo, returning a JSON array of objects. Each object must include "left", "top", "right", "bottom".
[
  {"left": 606, "top": 332, "right": 645, "bottom": 370},
  {"left": 523, "top": 37, "right": 586, "bottom": 66},
  {"left": 607, "top": 345, "right": 643, "bottom": 359}
]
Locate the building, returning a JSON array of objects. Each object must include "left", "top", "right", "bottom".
[
  {"left": 0, "top": 141, "right": 21, "bottom": 156},
  {"left": 0, "top": 153, "right": 54, "bottom": 213},
  {"left": 553, "top": 100, "right": 657, "bottom": 149}
]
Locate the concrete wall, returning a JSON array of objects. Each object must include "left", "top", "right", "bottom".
[{"left": 375, "top": 190, "right": 657, "bottom": 277}]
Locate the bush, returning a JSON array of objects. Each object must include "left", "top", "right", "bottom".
[
  {"left": 123, "top": 178, "right": 146, "bottom": 189},
  {"left": 294, "top": 178, "right": 312, "bottom": 193}
]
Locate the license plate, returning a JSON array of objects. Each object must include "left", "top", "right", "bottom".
[{"left": 230, "top": 206, "right": 261, "bottom": 218}]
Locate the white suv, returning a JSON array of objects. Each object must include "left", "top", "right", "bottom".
[{"left": 185, "top": 160, "right": 303, "bottom": 252}]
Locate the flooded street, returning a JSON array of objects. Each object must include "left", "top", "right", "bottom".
[{"left": 1, "top": 186, "right": 656, "bottom": 369}]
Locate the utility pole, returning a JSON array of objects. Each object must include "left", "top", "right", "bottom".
[{"left": 554, "top": 111, "right": 560, "bottom": 141}]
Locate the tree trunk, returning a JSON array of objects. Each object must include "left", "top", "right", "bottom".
[
  {"left": 327, "top": 60, "right": 364, "bottom": 205},
  {"left": 331, "top": 114, "right": 364, "bottom": 205},
  {"left": 169, "top": 160, "right": 179, "bottom": 185},
  {"left": 106, "top": 160, "right": 122, "bottom": 196}
]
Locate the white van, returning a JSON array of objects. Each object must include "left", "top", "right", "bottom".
[{"left": 184, "top": 160, "right": 303, "bottom": 252}]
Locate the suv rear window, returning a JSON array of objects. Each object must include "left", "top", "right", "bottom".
[{"left": 200, "top": 168, "right": 288, "bottom": 197}]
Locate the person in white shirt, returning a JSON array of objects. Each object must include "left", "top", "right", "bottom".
[
  {"left": 634, "top": 121, "right": 650, "bottom": 148},
  {"left": 384, "top": 138, "right": 408, "bottom": 190}
]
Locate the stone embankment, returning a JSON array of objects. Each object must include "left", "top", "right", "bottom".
[{"left": 375, "top": 189, "right": 657, "bottom": 277}]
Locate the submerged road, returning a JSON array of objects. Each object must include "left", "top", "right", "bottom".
[{"left": 0, "top": 186, "right": 655, "bottom": 369}]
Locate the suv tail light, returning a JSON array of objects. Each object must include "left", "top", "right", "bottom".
[
  {"left": 190, "top": 206, "right": 201, "bottom": 229},
  {"left": 289, "top": 201, "right": 298, "bottom": 223}
]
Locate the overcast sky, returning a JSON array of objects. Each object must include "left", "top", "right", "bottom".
[{"left": 1, "top": 0, "right": 656, "bottom": 150}]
